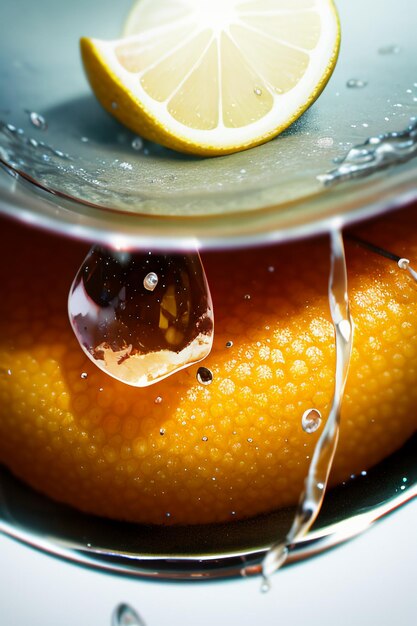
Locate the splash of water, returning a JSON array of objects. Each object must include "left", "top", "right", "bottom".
[
  {"left": 260, "top": 229, "right": 354, "bottom": 585},
  {"left": 318, "top": 118, "right": 417, "bottom": 185}
]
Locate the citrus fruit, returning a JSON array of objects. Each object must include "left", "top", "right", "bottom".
[
  {"left": 80, "top": 0, "right": 340, "bottom": 156},
  {"left": 1, "top": 208, "right": 417, "bottom": 525}
]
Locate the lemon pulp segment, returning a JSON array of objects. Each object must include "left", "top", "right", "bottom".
[{"left": 81, "top": 0, "right": 340, "bottom": 155}]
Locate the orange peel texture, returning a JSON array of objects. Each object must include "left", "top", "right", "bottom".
[{"left": 1, "top": 207, "right": 417, "bottom": 525}]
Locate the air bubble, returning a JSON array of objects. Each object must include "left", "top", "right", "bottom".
[
  {"left": 301, "top": 408, "right": 322, "bottom": 434},
  {"left": 143, "top": 272, "right": 159, "bottom": 292},
  {"left": 226, "top": 341, "right": 233, "bottom": 348},
  {"left": 80, "top": 372, "right": 88, "bottom": 380},
  {"left": 154, "top": 396, "right": 163, "bottom": 405},
  {"left": 197, "top": 367, "right": 213, "bottom": 385},
  {"left": 254, "top": 87, "right": 263, "bottom": 96},
  {"left": 202, "top": 436, "right": 208, "bottom": 442}
]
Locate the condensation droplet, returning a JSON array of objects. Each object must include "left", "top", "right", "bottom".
[
  {"left": 29, "top": 111, "right": 47, "bottom": 130},
  {"left": 226, "top": 340, "right": 233, "bottom": 348},
  {"left": 197, "top": 366, "right": 213, "bottom": 385},
  {"left": 301, "top": 408, "right": 322, "bottom": 434},
  {"left": 346, "top": 79, "right": 368, "bottom": 89},
  {"left": 143, "top": 272, "right": 158, "bottom": 292},
  {"left": 112, "top": 603, "right": 146, "bottom": 626},
  {"left": 81, "top": 372, "right": 88, "bottom": 380}
]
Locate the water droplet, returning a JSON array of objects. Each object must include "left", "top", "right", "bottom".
[
  {"left": 261, "top": 577, "right": 271, "bottom": 594},
  {"left": 7, "top": 369, "right": 12, "bottom": 376},
  {"left": 226, "top": 340, "right": 233, "bottom": 348},
  {"left": 112, "top": 603, "right": 146, "bottom": 626},
  {"left": 378, "top": 44, "right": 401, "bottom": 55},
  {"left": 80, "top": 372, "right": 88, "bottom": 380},
  {"left": 197, "top": 366, "right": 213, "bottom": 385},
  {"left": 132, "top": 137, "right": 144, "bottom": 151},
  {"left": 155, "top": 396, "right": 163, "bottom": 405},
  {"left": 69, "top": 247, "right": 214, "bottom": 387},
  {"left": 29, "top": 111, "right": 47, "bottom": 130},
  {"left": 202, "top": 436, "right": 208, "bottom": 442},
  {"left": 346, "top": 79, "right": 368, "bottom": 89},
  {"left": 247, "top": 437, "right": 253, "bottom": 443},
  {"left": 398, "top": 258, "right": 410, "bottom": 270},
  {"left": 301, "top": 408, "right": 322, "bottom": 434},
  {"left": 240, "top": 168, "right": 247, "bottom": 174},
  {"left": 166, "top": 512, "right": 171, "bottom": 518},
  {"left": 143, "top": 272, "right": 158, "bottom": 292},
  {"left": 254, "top": 87, "right": 263, "bottom": 96},
  {"left": 244, "top": 294, "right": 251, "bottom": 301},
  {"left": 159, "top": 428, "right": 165, "bottom": 436}
]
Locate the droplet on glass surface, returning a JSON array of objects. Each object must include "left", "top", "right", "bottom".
[
  {"left": 29, "top": 111, "right": 47, "bottom": 130},
  {"left": 378, "top": 44, "right": 401, "bottom": 55},
  {"left": 301, "top": 408, "right": 322, "bottom": 434},
  {"left": 80, "top": 372, "right": 88, "bottom": 380},
  {"left": 254, "top": 87, "right": 263, "bottom": 96},
  {"left": 68, "top": 247, "right": 214, "bottom": 387},
  {"left": 112, "top": 603, "right": 146, "bottom": 626},
  {"left": 346, "top": 79, "right": 368, "bottom": 89},
  {"left": 196, "top": 366, "right": 213, "bottom": 385},
  {"left": 226, "top": 340, "right": 233, "bottom": 348},
  {"left": 132, "top": 137, "right": 144, "bottom": 151}
]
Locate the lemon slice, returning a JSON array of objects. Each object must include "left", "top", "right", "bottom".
[{"left": 81, "top": 0, "right": 340, "bottom": 156}]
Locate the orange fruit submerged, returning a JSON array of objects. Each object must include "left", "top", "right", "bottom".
[{"left": 1, "top": 207, "right": 417, "bottom": 525}]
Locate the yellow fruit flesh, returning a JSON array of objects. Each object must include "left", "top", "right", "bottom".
[
  {"left": 80, "top": 0, "right": 340, "bottom": 155},
  {"left": 1, "top": 207, "right": 417, "bottom": 525}
]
